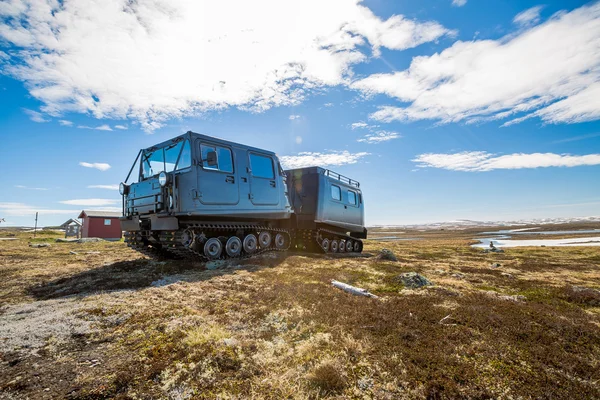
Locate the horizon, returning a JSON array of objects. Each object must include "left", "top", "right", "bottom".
[{"left": 1, "top": 0, "right": 600, "bottom": 227}]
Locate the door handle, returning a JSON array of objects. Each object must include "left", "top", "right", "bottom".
[
  {"left": 225, "top": 176, "right": 235, "bottom": 183},
  {"left": 269, "top": 181, "right": 276, "bottom": 187}
]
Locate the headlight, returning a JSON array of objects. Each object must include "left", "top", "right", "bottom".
[
  {"left": 119, "top": 182, "right": 128, "bottom": 195},
  {"left": 158, "top": 171, "right": 168, "bottom": 187}
]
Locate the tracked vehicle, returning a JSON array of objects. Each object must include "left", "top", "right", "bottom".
[{"left": 119, "top": 131, "right": 367, "bottom": 260}]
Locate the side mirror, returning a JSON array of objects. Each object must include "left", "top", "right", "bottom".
[{"left": 206, "top": 151, "right": 218, "bottom": 167}]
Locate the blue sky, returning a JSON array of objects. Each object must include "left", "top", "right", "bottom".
[{"left": 1, "top": 0, "right": 599, "bottom": 227}]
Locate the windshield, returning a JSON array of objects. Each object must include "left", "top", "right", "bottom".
[
  {"left": 142, "top": 148, "right": 164, "bottom": 179},
  {"left": 141, "top": 139, "right": 192, "bottom": 179}
]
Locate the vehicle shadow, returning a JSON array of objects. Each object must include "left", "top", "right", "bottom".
[{"left": 27, "top": 251, "right": 372, "bottom": 301}]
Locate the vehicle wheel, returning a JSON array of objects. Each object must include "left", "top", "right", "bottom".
[
  {"left": 275, "top": 233, "right": 287, "bottom": 250},
  {"left": 330, "top": 240, "right": 339, "bottom": 253},
  {"left": 243, "top": 234, "right": 258, "bottom": 254},
  {"left": 354, "top": 241, "right": 363, "bottom": 253},
  {"left": 338, "top": 240, "right": 345, "bottom": 253},
  {"left": 225, "top": 236, "right": 242, "bottom": 257},
  {"left": 321, "top": 238, "right": 330, "bottom": 253},
  {"left": 204, "top": 238, "right": 222, "bottom": 259},
  {"left": 259, "top": 231, "right": 272, "bottom": 248},
  {"left": 346, "top": 240, "right": 354, "bottom": 252},
  {"left": 180, "top": 229, "right": 194, "bottom": 247}
]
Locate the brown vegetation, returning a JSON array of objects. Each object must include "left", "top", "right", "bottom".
[{"left": 1, "top": 226, "right": 599, "bottom": 399}]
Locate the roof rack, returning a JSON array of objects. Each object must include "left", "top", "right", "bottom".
[{"left": 322, "top": 168, "right": 360, "bottom": 188}]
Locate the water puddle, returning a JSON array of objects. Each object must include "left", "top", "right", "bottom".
[{"left": 473, "top": 236, "right": 600, "bottom": 248}]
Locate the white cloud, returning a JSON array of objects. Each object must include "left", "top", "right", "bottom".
[
  {"left": 357, "top": 130, "right": 400, "bottom": 143},
  {"left": 22, "top": 108, "right": 49, "bottom": 123},
  {"left": 452, "top": 0, "right": 467, "bottom": 7},
  {"left": 77, "top": 124, "right": 113, "bottom": 131},
  {"left": 0, "top": 202, "right": 79, "bottom": 217},
  {"left": 280, "top": 150, "right": 370, "bottom": 169},
  {"left": 289, "top": 114, "right": 301, "bottom": 120},
  {"left": 114, "top": 124, "right": 128, "bottom": 130},
  {"left": 353, "top": 3, "right": 600, "bottom": 126},
  {"left": 15, "top": 185, "right": 48, "bottom": 190},
  {"left": 0, "top": 0, "right": 452, "bottom": 131},
  {"left": 79, "top": 162, "right": 111, "bottom": 171},
  {"left": 351, "top": 121, "right": 369, "bottom": 129},
  {"left": 88, "top": 184, "right": 119, "bottom": 190},
  {"left": 58, "top": 119, "right": 73, "bottom": 126},
  {"left": 59, "top": 199, "right": 120, "bottom": 206},
  {"left": 413, "top": 151, "right": 600, "bottom": 172},
  {"left": 323, "top": 102, "right": 334, "bottom": 107},
  {"left": 514, "top": 6, "right": 543, "bottom": 27}
]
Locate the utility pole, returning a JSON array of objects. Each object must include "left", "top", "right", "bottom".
[{"left": 33, "top": 212, "right": 38, "bottom": 238}]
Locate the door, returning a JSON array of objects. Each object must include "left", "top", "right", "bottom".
[
  {"left": 197, "top": 142, "right": 239, "bottom": 205},
  {"left": 344, "top": 189, "right": 363, "bottom": 228},
  {"left": 248, "top": 152, "right": 279, "bottom": 205}
]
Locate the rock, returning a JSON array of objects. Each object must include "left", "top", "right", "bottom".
[
  {"left": 222, "top": 338, "right": 239, "bottom": 347},
  {"left": 69, "top": 251, "right": 79, "bottom": 255},
  {"left": 490, "top": 263, "right": 502, "bottom": 268},
  {"left": 85, "top": 251, "right": 101, "bottom": 255},
  {"left": 501, "top": 272, "right": 514, "bottom": 279},
  {"left": 29, "top": 243, "right": 50, "bottom": 248},
  {"left": 483, "top": 248, "right": 504, "bottom": 253},
  {"left": 483, "top": 291, "right": 525, "bottom": 302},
  {"left": 77, "top": 238, "right": 105, "bottom": 243},
  {"left": 396, "top": 272, "right": 432, "bottom": 289},
  {"left": 376, "top": 249, "right": 398, "bottom": 261},
  {"left": 451, "top": 272, "right": 466, "bottom": 279}
]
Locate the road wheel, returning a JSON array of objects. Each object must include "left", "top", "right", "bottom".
[
  {"left": 275, "top": 233, "right": 288, "bottom": 250},
  {"left": 321, "top": 238, "right": 330, "bottom": 252},
  {"left": 225, "top": 236, "right": 242, "bottom": 257},
  {"left": 259, "top": 231, "right": 272, "bottom": 248},
  {"left": 338, "top": 240, "right": 345, "bottom": 253},
  {"left": 354, "top": 241, "right": 363, "bottom": 253},
  {"left": 331, "top": 240, "right": 339, "bottom": 253},
  {"left": 243, "top": 234, "right": 258, "bottom": 254},
  {"left": 204, "top": 238, "right": 222, "bottom": 259},
  {"left": 346, "top": 240, "right": 354, "bottom": 252}
]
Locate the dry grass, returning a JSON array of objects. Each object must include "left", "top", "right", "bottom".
[{"left": 1, "top": 226, "right": 599, "bottom": 399}]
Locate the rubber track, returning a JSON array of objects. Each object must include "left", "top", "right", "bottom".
[
  {"left": 127, "top": 223, "right": 291, "bottom": 262},
  {"left": 314, "top": 227, "right": 363, "bottom": 254}
]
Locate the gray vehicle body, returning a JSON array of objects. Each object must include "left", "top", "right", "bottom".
[
  {"left": 120, "top": 131, "right": 292, "bottom": 231},
  {"left": 120, "top": 131, "right": 366, "bottom": 240},
  {"left": 285, "top": 167, "right": 367, "bottom": 238}
]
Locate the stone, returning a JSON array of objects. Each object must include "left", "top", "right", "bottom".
[
  {"left": 376, "top": 249, "right": 398, "bottom": 261},
  {"left": 396, "top": 272, "right": 432, "bottom": 289},
  {"left": 29, "top": 243, "right": 50, "bottom": 248},
  {"left": 77, "top": 238, "right": 105, "bottom": 243},
  {"left": 69, "top": 251, "right": 79, "bottom": 255},
  {"left": 500, "top": 272, "right": 514, "bottom": 279},
  {"left": 491, "top": 263, "right": 502, "bottom": 268},
  {"left": 451, "top": 272, "right": 466, "bottom": 279}
]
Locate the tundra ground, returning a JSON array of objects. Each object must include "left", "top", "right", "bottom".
[{"left": 1, "top": 226, "right": 599, "bottom": 399}]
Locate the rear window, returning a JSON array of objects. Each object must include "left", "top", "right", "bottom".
[
  {"left": 250, "top": 154, "right": 274, "bottom": 179},
  {"left": 348, "top": 190, "right": 357, "bottom": 205},
  {"left": 331, "top": 185, "right": 341, "bottom": 201}
]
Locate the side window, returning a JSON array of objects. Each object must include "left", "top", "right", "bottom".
[
  {"left": 142, "top": 148, "right": 164, "bottom": 179},
  {"left": 104, "top": 219, "right": 111, "bottom": 226},
  {"left": 331, "top": 185, "right": 341, "bottom": 201},
  {"left": 201, "top": 144, "right": 233, "bottom": 173},
  {"left": 348, "top": 190, "right": 357, "bottom": 205},
  {"left": 250, "top": 153, "right": 274, "bottom": 179}
]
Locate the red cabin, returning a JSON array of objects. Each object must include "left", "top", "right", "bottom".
[{"left": 78, "top": 210, "right": 122, "bottom": 240}]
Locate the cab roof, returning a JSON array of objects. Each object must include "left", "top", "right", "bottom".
[{"left": 143, "top": 131, "right": 277, "bottom": 157}]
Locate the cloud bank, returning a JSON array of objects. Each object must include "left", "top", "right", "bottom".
[
  {"left": 413, "top": 151, "right": 600, "bottom": 172},
  {"left": 353, "top": 3, "right": 600, "bottom": 126},
  {"left": 280, "top": 151, "right": 369, "bottom": 169},
  {"left": 0, "top": 0, "right": 452, "bottom": 131},
  {"left": 79, "top": 162, "right": 111, "bottom": 171}
]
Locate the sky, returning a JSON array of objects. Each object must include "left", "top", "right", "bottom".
[{"left": 0, "top": 0, "right": 599, "bottom": 227}]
